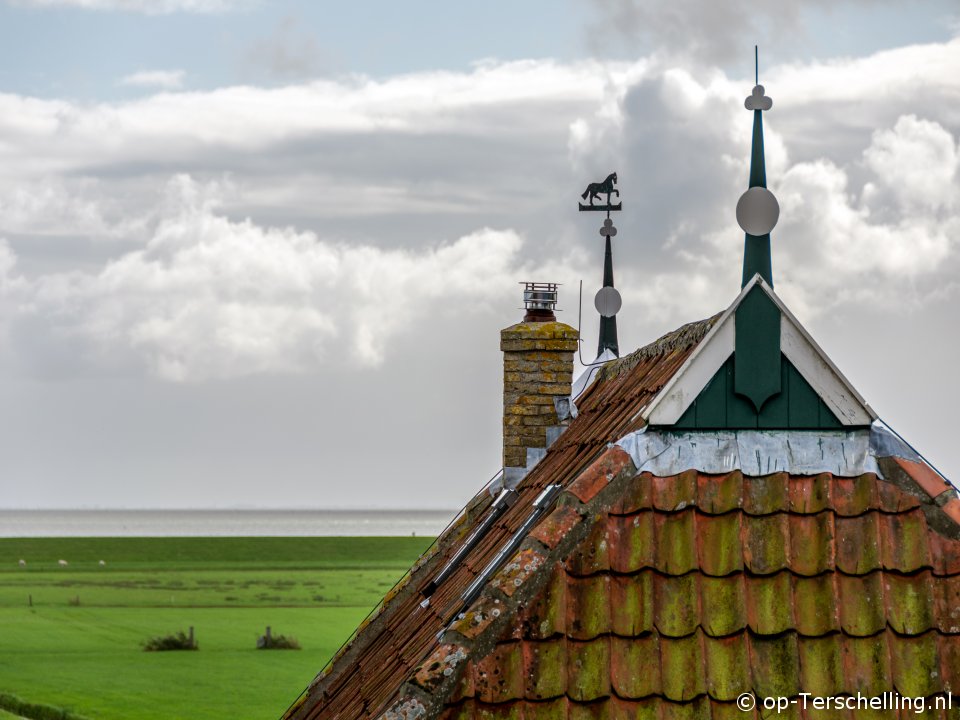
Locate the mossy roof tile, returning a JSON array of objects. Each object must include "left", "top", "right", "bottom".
[
  {"left": 792, "top": 574, "right": 839, "bottom": 636},
  {"left": 659, "top": 634, "right": 706, "bottom": 701},
  {"left": 938, "top": 634, "right": 960, "bottom": 695},
  {"left": 611, "top": 634, "right": 661, "bottom": 699},
  {"left": 697, "top": 512, "right": 743, "bottom": 576},
  {"left": 798, "top": 635, "right": 844, "bottom": 697},
  {"left": 930, "top": 532, "right": 960, "bottom": 576},
  {"left": 933, "top": 574, "right": 960, "bottom": 634},
  {"left": 656, "top": 511, "right": 698, "bottom": 575},
  {"left": 746, "top": 572, "right": 795, "bottom": 635},
  {"left": 567, "top": 639, "right": 610, "bottom": 702},
  {"left": 703, "top": 634, "right": 750, "bottom": 700},
  {"left": 743, "top": 514, "right": 790, "bottom": 574},
  {"left": 837, "top": 573, "right": 887, "bottom": 636},
  {"left": 655, "top": 573, "right": 700, "bottom": 637},
  {"left": 518, "top": 699, "right": 566, "bottom": 720},
  {"left": 788, "top": 513, "right": 835, "bottom": 575},
  {"left": 658, "top": 696, "right": 712, "bottom": 720},
  {"left": 884, "top": 571, "right": 935, "bottom": 635},
  {"left": 835, "top": 513, "right": 882, "bottom": 574},
  {"left": 889, "top": 632, "right": 941, "bottom": 697},
  {"left": 566, "top": 575, "right": 610, "bottom": 640},
  {"left": 749, "top": 633, "right": 800, "bottom": 699},
  {"left": 877, "top": 480, "right": 922, "bottom": 513},
  {"left": 609, "top": 474, "right": 653, "bottom": 515},
  {"left": 565, "top": 520, "right": 610, "bottom": 576},
  {"left": 522, "top": 639, "right": 566, "bottom": 701},
  {"left": 743, "top": 473, "right": 790, "bottom": 515},
  {"left": 520, "top": 562, "right": 566, "bottom": 640},
  {"left": 880, "top": 510, "right": 931, "bottom": 572},
  {"left": 699, "top": 575, "right": 747, "bottom": 637},
  {"left": 608, "top": 512, "right": 655, "bottom": 574},
  {"left": 610, "top": 572, "right": 654, "bottom": 636},
  {"left": 841, "top": 634, "right": 891, "bottom": 696}
]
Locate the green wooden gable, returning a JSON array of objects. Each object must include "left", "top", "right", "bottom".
[{"left": 669, "top": 353, "right": 846, "bottom": 430}]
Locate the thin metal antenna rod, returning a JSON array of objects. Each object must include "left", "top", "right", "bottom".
[
  {"left": 576, "top": 280, "right": 612, "bottom": 368},
  {"left": 755, "top": 45, "right": 758, "bottom": 85}
]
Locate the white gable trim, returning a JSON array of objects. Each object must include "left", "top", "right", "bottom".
[{"left": 641, "top": 274, "right": 876, "bottom": 426}]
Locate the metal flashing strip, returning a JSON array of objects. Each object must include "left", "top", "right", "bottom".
[
  {"left": 421, "top": 488, "right": 518, "bottom": 600},
  {"left": 452, "top": 484, "right": 562, "bottom": 621},
  {"left": 615, "top": 422, "right": 933, "bottom": 480}
]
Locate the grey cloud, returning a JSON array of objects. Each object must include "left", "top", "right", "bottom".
[{"left": 584, "top": 0, "right": 892, "bottom": 66}]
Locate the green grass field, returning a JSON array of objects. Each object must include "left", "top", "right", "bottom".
[{"left": 0, "top": 537, "right": 433, "bottom": 720}]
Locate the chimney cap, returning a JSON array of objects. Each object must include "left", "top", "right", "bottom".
[{"left": 520, "top": 282, "right": 558, "bottom": 322}]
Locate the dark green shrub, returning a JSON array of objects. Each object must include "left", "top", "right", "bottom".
[{"left": 142, "top": 629, "right": 197, "bottom": 651}]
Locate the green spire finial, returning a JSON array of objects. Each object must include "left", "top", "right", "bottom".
[{"left": 737, "top": 48, "right": 778, "bottom": 288}]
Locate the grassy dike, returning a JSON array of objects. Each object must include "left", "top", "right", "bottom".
[{"left": 0, "top": 537, "right": 432, "bottom": 720}]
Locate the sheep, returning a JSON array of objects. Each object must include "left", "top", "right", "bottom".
[
  {"left": 98, "top": 560, "right": 106, "bottom": 566},
  {"left": 18, "top": 559, "right": 25, "bottom": 567},
  {"left": 58, "top": 559, "right": 68, "bottom": 567}
]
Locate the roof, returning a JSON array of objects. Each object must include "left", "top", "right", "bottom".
[
  {"left": 282, "top": 316, "right": 717, "bottom": 720},
  {"left": 282, "top": 310, "right": 960, "bottom": 720}
]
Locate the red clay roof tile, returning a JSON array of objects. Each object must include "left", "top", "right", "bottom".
[
  {"left": 788, "top": 473, "right": 833, "bottom": 513},
  {"left": 743, "top": 473, "right": 790, "bottom": 515},
  {"left": 653, "top": 470, "right": 698, "bottom": 512},
  {"left": 880, "top": 510, "right": 931, "bottom": 572},
  {"left": 742, "top": 514, "right": 790, "bottom": 574},
  {"left": 529, "top": 505, "right": 583, "bottom": 551},
  {"left": 835, "top": 512, "right": 882, "bottom": 574},
  {"left": 697, "top": 472, "right": 744, "bottom": 514},
  {"left": 789, "top": 513, "right": 835, "bottom": 575},
  {"left": 832, "top": 474, "right": 879, "bottom": 516},
  {"left": 797, "top": 634, "right": 844, "bottom": 698}
]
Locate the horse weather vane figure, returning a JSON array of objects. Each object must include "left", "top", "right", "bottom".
[{"left": 578, "top": 172, "right": 622, "bottom": 358}]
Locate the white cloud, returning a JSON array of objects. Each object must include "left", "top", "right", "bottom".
[
  {"left": 11, "top": 0, "right": 248, "bottom": 13},
  {"left": 119, "top": 70, "right": 185, "bottom": 90},
  {"left": 1, "top": 176, "right": 527, "bottom": 381}
]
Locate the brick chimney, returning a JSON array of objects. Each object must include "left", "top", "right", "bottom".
[{"left": 500, "top": 283, "right": 578, "bottom": 477}]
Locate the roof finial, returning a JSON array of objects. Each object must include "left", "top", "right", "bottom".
[
  {"left": 578, "top": 172, "right": 622, "bottom": 358},
  {"left": 736, "top": 46, "right": 779, "bottom": 288}
]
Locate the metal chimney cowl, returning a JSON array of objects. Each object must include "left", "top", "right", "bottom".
[{"left": 500, "top": 284, "right": 578, "bottom": 471}]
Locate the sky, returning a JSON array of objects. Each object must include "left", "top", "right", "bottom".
[{"left": 0, "top": 0, "right": 958, "bottom": 509}]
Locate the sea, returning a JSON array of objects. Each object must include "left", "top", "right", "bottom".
[{"left": 0, "top": 509, "right": 457, "bottom": 538}]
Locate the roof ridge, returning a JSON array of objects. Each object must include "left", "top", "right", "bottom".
[{"left": 594, "top": 314, "right": 720, "bottom": 383}]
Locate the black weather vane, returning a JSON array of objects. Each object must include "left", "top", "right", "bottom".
[{"left": 578, "top": 171, "right": 622, "bottom": 212}]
